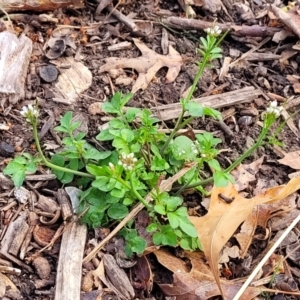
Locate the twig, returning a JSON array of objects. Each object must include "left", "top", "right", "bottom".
[{"left": 161, "top": 17, "right": 282, "bottom": 37}]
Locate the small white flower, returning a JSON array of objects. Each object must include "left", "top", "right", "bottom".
[
  {"left": 266, "top": 100, "right": 283, "bottom": 118},
  {"left": 205, "top": 25, "right": 222, "bottom": 37},
  {"left": 201, "top": 154, "right": 206, "bottom": 158},
  {"left": 108, "top": 162, "right": 115, "bottom": 170},
  {"left": 118, "top": 152, "right": 137, "bottom": 171},
  {"left": 20, "top": 104, "right": 39, "bottom": 122}
]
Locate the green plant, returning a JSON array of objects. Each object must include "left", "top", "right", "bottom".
[
  {"left": 3, "top": 27, "right": 283, "bottom": 256},
  {"left": 3, "top": 153, "right": 41, "bottom": 187}
]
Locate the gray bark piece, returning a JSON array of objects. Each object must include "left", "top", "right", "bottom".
[
  {"left": 0, "top": 31, "right": 32, "bottom": 103},
  {"left": 54, "top": 222, "right": 87, "bottom": 300}
]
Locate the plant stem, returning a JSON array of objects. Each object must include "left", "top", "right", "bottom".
[
  {"left": 173, "top": 122, "right": 271, "bottom": 191},
  {"left": 175, "top": 163, "right": 201, "bottom": 196},
  {"left": 32, "top": 123, "right": 94, "bottom": 179},
  {"left": 129, "top": 173, "right": 152, "bottom": 209},
  {"left": 160, "top": 53, "right": 211, "bottom": 155}
]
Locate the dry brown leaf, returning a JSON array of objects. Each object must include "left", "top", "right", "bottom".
[
  {"left": 278, "top": 150, "right": 300, "bottom": 170},
  {"left": 235, "top": 193, "right": 296, "bottom": 257},
  {"left": 156, "top": 249, "right": 264, "bottom": 299},
  {"left": 231, "top": 156, "right": 264, "bottom": 191},
  {"left": 189, "top": 178, "right": 300, "bottom": 298},
  {"left": 99, "top": 38, "right": 184, "bottom": 93}
]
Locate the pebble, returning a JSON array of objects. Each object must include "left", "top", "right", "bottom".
[
  {"left": 0, "top": 141, "right": 14, "bottom": 157},
  {"left": 39, "top": 65, "right": 58, "bottom": 83}
]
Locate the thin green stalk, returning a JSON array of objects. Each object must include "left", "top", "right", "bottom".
[
  {"left": 160, "top": 53, "right": 211, "bottom": 155},
  {"left": 129, "top": 173, "right": 152, "bottom": 209},
  {"left": 33, "top": 123, "right": 94, "bottom": 179},
  {"left": 175, "top": 163, "right": 202, "bottom": 196},
  {"left": 173, "top": 122, "right": 271, "bottom": 191}
]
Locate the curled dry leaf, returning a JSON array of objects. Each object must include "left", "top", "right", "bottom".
[
  {"left": 155, "top": 249, "right": 264, "bottom": 299},
  {"left": 231, "top": 156, "right": 264, "bottom": 191},
  {"left": 278, "top": 150, "right": 300, "bottom": 170},
  {"left": 235, "top": 193, "right": 296, "bottom": 257},
  {"left": 99, "top": 38, "right": 184, "bottom": 93},
  {"left": 189, "top": 177, "right": 300, "bottom": 298}
]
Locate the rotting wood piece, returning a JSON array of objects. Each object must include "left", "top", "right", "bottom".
[
  {"left": 0, "top": 31, "right": 32, "bottom": 104},
  {"left": 54, "top": 222, "right": 87, "bottom": 300},
  {"left": 1, "top": 212, "right": 28, "bottom": 256},
  {"left": 102, "top": 254, "right": 135, "bottom": 300},
  {"left": 152, "top": 86, "right": 262, "bottom": 121},
  {"left": 56, "top": 189, "right": 73, "bottom": 222}
]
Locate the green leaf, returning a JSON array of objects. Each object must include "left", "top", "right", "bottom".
[
  {"left": 210, "top": 53, "right": 223, "bottom": 60},
  {"left": 83, "top": 147, "right": 111, "bottom": 161},
  {"left": 120, "top": 129, "right": 134, "bottom": 143},
  {"left": 151, "top": 156, "right": 169, "bottom": 171},
  {"left": 109, "top": 118, "right": 126, "bottom": 129},
  {"left": 123, "top": 197, "right": 134, "bottom": 206},
  {"left": 125, "top": 107, "right": 141, "bottom": 122},
  {"left": 153, "top": 233, "right": 163, "bottom": 245},
  {"left": 13, "top": 156, "right": 27, "bottom": 165},
  {"left": 146, "top": 223, "right": 158, "bottom": 232},
  {"left": 161, "top": 231, "right": 177, "bottom": 246},
  {"left": 171, "top": 136, "right": 197, "bottom": 161},
  {"left": 69, "top": 121, "right": 81, "bottom": 132},
  {"left": 25, "top": 162, "right": 37, "bottom": 174},
  {"left": 54, "top": 125, "right": 69, "bottom": 133},
  {"left": 185, "top": 102, "right": 204, "bottom": 117},
  {"left": 120, "top": 93, "right": 134, "bottom": 107},
  {"left": 12, "top": 170, "right": 26, "bottom": 187},
  {"left": 154, "top": 204, "right": 166, "bottom": 215},
  {"left": 60, "top": 172, "right": 74, "bottom": 184},
  {"left": 22, "top": 153, "right": 33, "bottom": 160},
  {"left": 178, "top": 219, "right": 198, "bottom": 237},
  {"left": 75, "top": 132, "right": 86, "bottom": 140},
  {"left": 200, "top": 37, "right": 208, "bottom": 49},
  {"left": 102, "top": 102, "right": 120, "bottom": 114},
  {"left": 180, "top": 238, "right": 193, "bottom": 251},
  {"left": 51, "top": 154, "right": 65, "bottom": 167},
  {"left": 92, "top": 176, "right": 111, "bottom": 191},
  {"left": 110, "top": 188, "right": 126, "bottom": 198},
  {"left": 112, "top": 137, "right": 128, "bottom": 150},
  {"left": 213, "top": 171, "right": 235, "bottom": 187},
  {"left": 60, "top": 111, "right": 73, "bottom": 129},
  {"left": 69, "top": 159, "right": 79, "bottom": 171},
  {"left": 165, "top": 196, "right": 182, "bottom": 212},
  {"left": 105, "top": 194, "right": 120, "bottom": 204},
  {"left": 107, "top": 204, "right": 128, "bottom": 219},
  {"left": 3, "top": 161, "right": 24, "bottom": 175},
  {"left": 167, "top": 212, "right": 179, "bottom": 229},
  {"left": 211, "top": 47, "right": 222, "bottom": 53},
  {"left": 86, "top": 164, "right": 110, "bottom": 177},
  {"left": 203, "top": 107, "right": 222, "bottom": 120},
  {"left": 96, "top": 129, "right": 115, "bottom": 141},
  {"left": 129, "top": 236, "right": 147, "bottom": 254},
  {"left": 208, "top": 159, "right": 221, "bottom": 171},
  {"left": 174, "top": 206, "right": 188, "bottom": 217}
]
